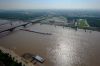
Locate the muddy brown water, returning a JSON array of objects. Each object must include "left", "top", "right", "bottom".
[{"left": 0, "top": 23, "right": 100, "bottom": 66}]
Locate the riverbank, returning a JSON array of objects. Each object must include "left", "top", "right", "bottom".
[{"left": 0, "top": 46, "right": 34, "bottom": 66}]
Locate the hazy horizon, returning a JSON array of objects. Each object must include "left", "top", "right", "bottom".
[{"left": 0, "top": 0, "right": 100, "bottom": 10}]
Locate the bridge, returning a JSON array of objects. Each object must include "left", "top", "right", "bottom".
[{"left": 0, "top": 18, "right": 45, "bottom": 33}]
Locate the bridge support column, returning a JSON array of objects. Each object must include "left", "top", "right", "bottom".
[
  {"left": 22, "top": 24, "right": 27, "bottom": 28},
  {"left": 9, "top": 28, "right": 15, "bottom": 32}
]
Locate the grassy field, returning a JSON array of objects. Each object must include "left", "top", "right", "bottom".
[{"left": 77, "top": 19, "right": 90, "bottom": 29}]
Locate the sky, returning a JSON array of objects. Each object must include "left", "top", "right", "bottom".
[{"left": 0, "top": 0, "right": 100, "bottom": 10}]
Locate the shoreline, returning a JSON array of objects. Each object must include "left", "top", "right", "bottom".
[{"left": 0, "top": 46, "right": 34, "bottom": 66}]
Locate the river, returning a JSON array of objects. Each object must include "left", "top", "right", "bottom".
[{"left": 0, "top": 23, "right": 100, "bottom": 66}]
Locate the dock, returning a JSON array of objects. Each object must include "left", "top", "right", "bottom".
[{"left": 32, "top": 55, "right": 45, "bottom": 64}]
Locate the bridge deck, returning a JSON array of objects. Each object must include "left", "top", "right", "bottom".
[
  {"left": 0, "top": 18, "right": 45, "bottom": 33},
  {"left": 0, "top": 22, "right": 30, "bottom": 33}
]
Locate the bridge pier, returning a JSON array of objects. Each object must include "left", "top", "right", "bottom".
[
  {"left": 22, "top": 23, "right": 30, "bottom": 28},
  {"left": 9, "top": 28, "right": 15, "bottom": 32},
  {"left": 22, "top": 24, "right": 27, "bottom": 28},
  {"left": 10, "top": 22, "right": 13, "bottom": 26}
]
